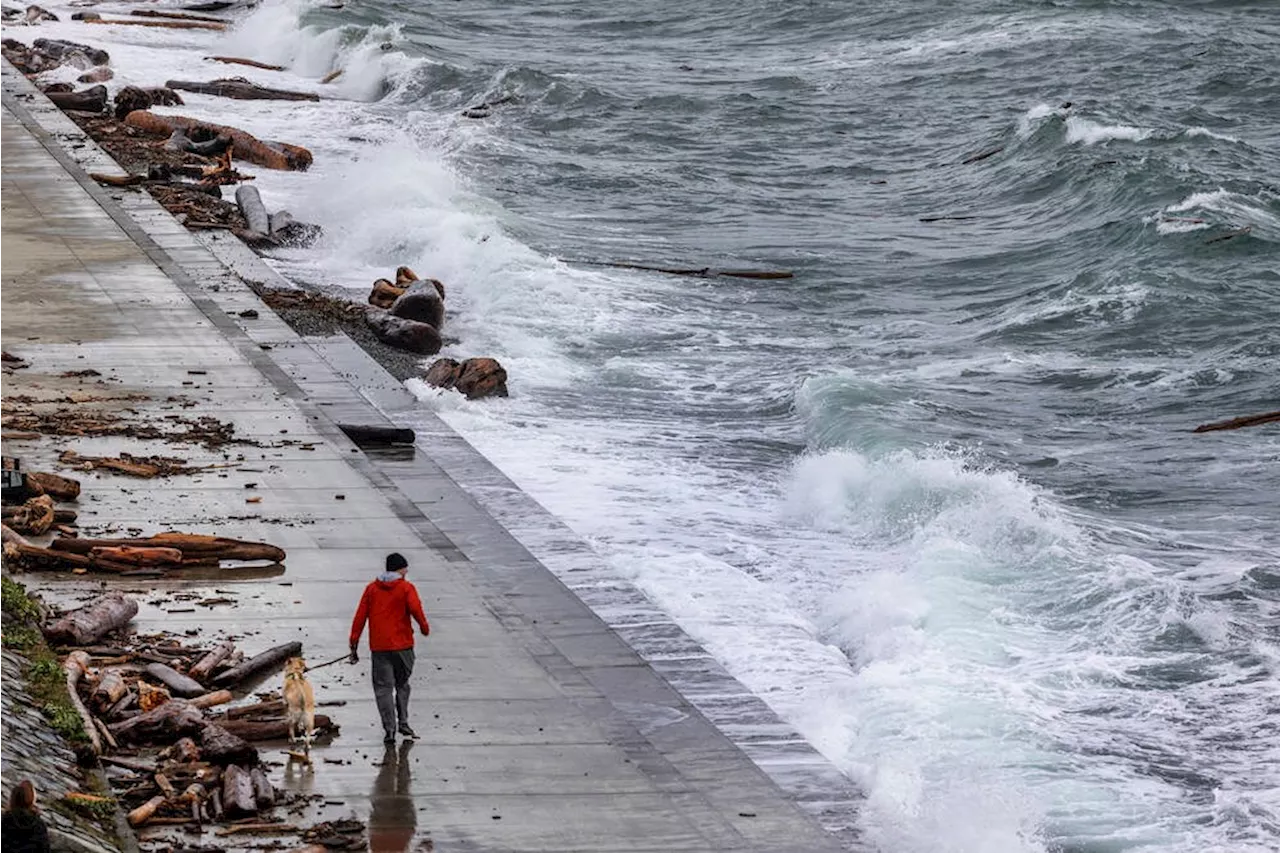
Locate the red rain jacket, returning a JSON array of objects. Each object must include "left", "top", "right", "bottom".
[{"left": 349, "top": 577, "right": 430, "bottom": 652}]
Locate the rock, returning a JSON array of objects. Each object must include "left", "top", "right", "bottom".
[
  {"left": 77, "top": 66, "right": 113, "bottom": 83},
  {"left": 424, "top": 357, "right": 508, "bottom": 400},
  {"left": 365, "top": 308, "right": 442, "bottom": 355},
  {"left": 389, "top": 280, "right": 444, "bottom": 330},
  {"left": 394, "top": 266, "right": 418, "bottom": 286}
]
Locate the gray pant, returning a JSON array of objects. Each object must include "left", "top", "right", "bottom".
[{"left": 371, "top": 649, "right": 415, "bottom": 734}]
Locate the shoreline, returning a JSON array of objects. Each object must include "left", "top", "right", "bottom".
[{"left": 1, "top": 37, "right": 866, "bottom": 851}]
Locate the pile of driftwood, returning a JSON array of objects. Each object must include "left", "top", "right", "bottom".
[
  {"left": 4, "top": 532, "right": 286, "bottom": 577},
  {"left": 364, "top": 267, "right": 446, "bottom": 355},
  {"left": 41, "top": 593, "right": 339, "bottom": 833}
]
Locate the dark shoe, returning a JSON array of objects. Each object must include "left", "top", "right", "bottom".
[
  {"left": 383, "top": 731, "right": 396, "bottom": 745},
  {"left": 397, "top": 724, "right": 417, "bottom": 738}
]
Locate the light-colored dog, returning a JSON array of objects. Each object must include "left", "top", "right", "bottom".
[{"left": 283, "top": 656, "right": 316, "bottom": 755}]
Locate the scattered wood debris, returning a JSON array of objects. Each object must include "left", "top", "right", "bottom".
[{"left": 58, "top": 449, "right": 234, "bottom": 478}]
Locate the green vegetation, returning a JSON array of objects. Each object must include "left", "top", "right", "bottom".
[
  {"left": 2, "top": 576, "right": 43, "bottom": 623},
  {"left": 58, "top": 795, "right": 119, "bottom": 823},
  {"left": 3, "top": 625, "right": 41, "bottom": 650},
  {"left": 0, "top": 575, "right": 86, "bottom": 742}
]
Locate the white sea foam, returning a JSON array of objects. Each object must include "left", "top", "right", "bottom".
[
  {"left": 1183, "top": 126, "right": 1241, "bottom": 143},
  {"left": 1064, "top": 116, "right": 1153, "bottom": 145}
]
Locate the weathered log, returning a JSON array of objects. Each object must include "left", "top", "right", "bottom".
[
  {"left": 184, "top": 1, "right": 235, "bottom": 10},
  {"left": 32, "top": 38, "right": 109, "bottom": 67},
  {"left": 93, "top": 716, "right": 119, "bottom": 749},
  {"left": 105, "top": 688, "right": 136, "bottom": 720},
  {"left": 190, "top": 691, "right": 230, "bottom": 712},
  {"left": 78, "top": 67, "right": 114, "bottom": 84},
  {"left": 424, "top": 357, "right": 508, "bottom": 400},
  {"left": 164, "top": 129, "right": 231, "bottom": 157},
  {"left": 205, "top": 55, "right": 285, "bottom": 71},
  {"left": 127, "top": 795, "right": 166, "bottom": 827},
  {"left": 365, "top": 308, "right": 442, "bottom": 355},
  {"left": 212, "top": 641, "right": 303, "bottom": 688},
  {"left": 84, "top": 16, "right": 225, "bottom": 30},
  {"left": 200, "top": 723, "right": 259, "bottom": 766},
  {"left": 51, "top": 533, "right": 285, "bottom": 563},
  {"left": 217, "top": 822, "right": 296, "bottom": 836},
  {"left": 250, "top": 767, "right": 274, "bottom": 809},
  {"left": 137, "top": 681, "right": 171, "bottom": 712},
  {"left": 336, "top": 424, "right": 415, "bottom": 447},
  {"left": 90, "top": 546, "right": 185, "bottom": 567},
  {"left": 25, "top": 471, "right": 81, "bottom": 500},
  {"left": 154, "top": 773, "right": 176, "bottom": 800},
  {"left": 100, "top": 755, "right": 156, "bottom": 774},
  {"left": 167, "top": 78, "right": 319, "bottom": 102},
  {"left": 145, "top": 662, "right": 205, "bottom": 698},
  {"left": 189, "top": 641, "right": 235, "bottom": 683},
  {"left": 161, "top": 737, "right": 201, "bottom": 764},
  {"left": 124, "top": 111, "right": 312, "bottom": 171},
  {"left": 1192, "top": 409, "right": 1280, "bottom": 433},
  {"left": 389, "top": 280, "right": 445, "bottom": 329},
  {"left": 63, "top": 651, "right": 103, "bottom": 754},
  {"left": 9, "top": 495, "right": 55, "bottom": 535},
  {"left": 962, "top": 146, "right": 1004, "bottom": 165},
  {"left": 221, "top": 764, "right": 256, "bottom": 817},
  {"left": 320, "top": 69, "right": 342, "bottom": 84},
  {"left": 368, "top": 279, "right": 405, "bottom": 310},
  {"left": 91, "top": 668, "right": 129, "bottom": 712},
  {"left": 45, "top": 85, "right": 107, "bottom": 114},
  {"left": 215, "top": 698, "right": 284, "bottom": 720},
  {"left": 131, "top": 9, "right": 228, "bottom": 23},
  {"left": 216, "top": 714, "right": 333, "bottom": 742},
  {"left": 235, "top": 184, "right": 271, "bottom": 235},
  {"left": 577, "top": 260, "right": 794, "bottom": 280},
  {"left": 109, "top": 699, "right": 204, "bottom": 743},
  {"left": 44, "top": 593, "right": 138, "bottom": 645},
  {"left": 89, "top": 173, "right": 145, "bottom": 188}
]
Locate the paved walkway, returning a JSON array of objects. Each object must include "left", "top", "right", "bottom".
[{"left": 1, "top": 77, "right": 857, "bottom": 853}]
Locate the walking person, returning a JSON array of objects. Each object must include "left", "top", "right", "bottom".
[
  {"left": 2, "top": 780, "right": 50, "bottom": 853},
  {"left": 349, "top": 553, "right": 431, "bottom": 744}
]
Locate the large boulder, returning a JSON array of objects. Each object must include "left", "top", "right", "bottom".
[
  {"left": 424, "top": 357, "right": 508, "bottom": 400},
  {"left": 365, "top": 308, "right": 441, "bottom": 355}
]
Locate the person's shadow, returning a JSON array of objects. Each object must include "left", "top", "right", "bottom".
[{"left": 369, "top": 740, "right": 416, "bottom": 852}]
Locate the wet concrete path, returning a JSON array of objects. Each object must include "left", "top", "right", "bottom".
[{"left": 2, "top": 69, "right": 857, "bottom": 853}]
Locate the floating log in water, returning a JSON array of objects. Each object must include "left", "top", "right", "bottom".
[
  {"left": 205, "top": 55, "right": 285, "bottom": 71},
  {"left": 124, "top": 111, "right": 312, "bottom": 171},
  {"left": 167, "top": 78, "right": 319, "bottom": 102},
  {"left": 320, "top": 69, "right": 342, "bottom": 84},
  {"left": 919, "top": 215, "right": 981, "bottom": 223},
  {"left": 962, "top": 146, "right": 1004, "bottom": 165},
  {"left": 1192, "top": 409, "right": 1280, "bottom": 433},
  {"left": 212, "top": 641, "right": 303, "bottom": 688},
  {"left": 45, "top": 593, "right": 139, "bottom": 645},
  {"left": 1205, "top": 225, "right": 1252, "bottom": 245},
  {"left": 573, "top": 260, "right": 793, "bottom": 280}
]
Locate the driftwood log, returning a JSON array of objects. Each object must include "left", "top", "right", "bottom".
[
  {"left": 217, "top": 714, "right": 334, "bottom": 742},
  {"left": 190, "top": 689, "right": 233, "bottom": 709},
  {"left": 109, "top": 699, "right": 205, "bottom": 743},
  {"left": 51, "top": 533, "right": 285, "bottom": 563},
  {"left": 44, "top": 593, "right": 138, "bottom": 645},
  {"left": 368, "top": 279, "right": 403, "bottom": 309},
  {"left": 214, "top": 698, "right": 284, "bottom": 720},
  {"left": 161, "top": 737, "right": 202, "bottom": 764},
  {"left": 33, "top": 38, "right": 109, "bottom": 67},
  {"left": 131, "top": 9, "right": 228, "bottom": 23},
  {"left": 45, "top": 86, "right": 107, "bottom": 114},
  {"left": 167, "top": 78, "right": 319, "bottom": 102},
  {"left": 200, "top": 723, "right": 259, "bottom": 766},
  {"left": 576, "top": 260, "right": 794, "bottom": 280},
  {"left": 85, "top": 16, "right": 226, "bottom": 30},
  {"left": 235, "top": 185, "right": 271, "bottom": 235},
  {"left": 336, "top": 424, "right": 415, "bottom": 447},
  {"left": 211, "top": 641, "right": 302, "bottom": 688},
  {"left": 424, "top": 357, "right": 509, "bottom": 400},
  {"left": 124, "top": 111, "right": 312, "bottom": 171},
  {"left": 189, "top": 641, "right": 235, "bottom": 683},
  {"left": 91, "top": 668, "right": 129, "bottom": 712},
  {"left": 1192, "top": 409, "right": 1280, "bottom": 433},
  {"left": 8, "top": 495, "right": 55, "bottom": 535},
  {"left": 25, "top": 471, "right": 82, "bottom": 500},
  {"left": 145, "top": 662, "right": 205, "bottom": 698},
  {"left": 365, "top": 308, "right": 442, "bottom": 355},
  {"left": 63, "top": 651, "right": 103, "bottom": 754},
  {"left": 205, "top": 55, "right": 284, "bottom": 71},
  {"left": 127, "top": 795, "right": 167, "bottom": 827},
  {"left": 389, "top": 280, "right": 445, "bottom": 330},
  {"left": 250, "top": 767, "right": 275, "bottom": 809},
  {"left": 221, "top": 764, "right": 256, "bottom": 817},
  {"left": 89, "top": 546, "right": 184, "bottom": 568}
]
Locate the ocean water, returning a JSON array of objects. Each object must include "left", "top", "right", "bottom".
[{"left": 18, "top": 1, "right": 1280, "bottom": 850}]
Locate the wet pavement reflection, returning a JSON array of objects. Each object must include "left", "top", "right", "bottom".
[{"left": 370, "top": 741, "right": 416, "bottom": 852}]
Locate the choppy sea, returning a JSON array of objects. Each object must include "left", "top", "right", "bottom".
[{"left": 16, "top": 1, "right": 1280, "bottom": 849}]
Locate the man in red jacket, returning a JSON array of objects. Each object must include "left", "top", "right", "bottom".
[{"left": 349, "top": 553, "right": 430, "bottom": 744}]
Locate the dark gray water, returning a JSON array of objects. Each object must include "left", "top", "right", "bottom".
[{"left": 65, "top": 1, "right": 1280, "bottom": 849}]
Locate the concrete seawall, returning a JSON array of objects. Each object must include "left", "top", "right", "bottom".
[{"left": 2, "top": 63, "right": 864, "bottom": 852}]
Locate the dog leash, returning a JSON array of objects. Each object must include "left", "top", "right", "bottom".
[{"left": 304, "top": 653, "right": 352, "bottom": 673}]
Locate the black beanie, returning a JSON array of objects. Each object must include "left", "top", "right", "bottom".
[{"left": 386, "top": 552, "right": 408, "bottom": 572}]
